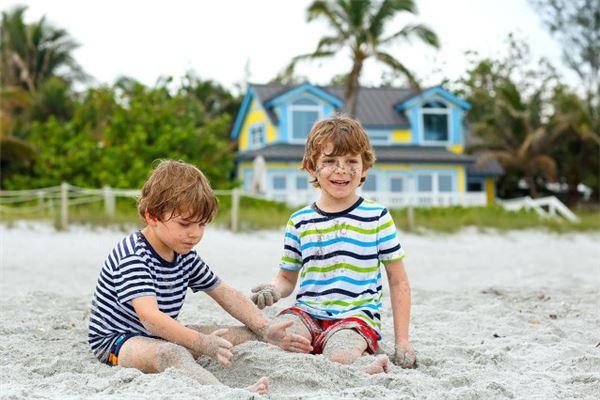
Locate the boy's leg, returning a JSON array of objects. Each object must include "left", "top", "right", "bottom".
[
  {"left": 187, "top": 325, "right": 258, "bottom": 346},
  {"left": 118, "top": 336, "right": 270, "bottom": 393},
  {"left": 322, "top": 329, "right": 390, "bottom": 374},
  {"left": 118, "top": 336, "right": 221, "bottom": 384}
]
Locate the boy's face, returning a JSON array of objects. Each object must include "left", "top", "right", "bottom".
[
  {"left": 146, "top": 211, "right": 206, "bottom": 257},
  {"left": 309, "top": 142, "right": 367, "bottom": 202}
]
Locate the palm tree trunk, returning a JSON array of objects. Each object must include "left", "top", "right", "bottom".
[
  {"left": 344, "top": 57, "right": 364, "bottom": 117},
  {"left": 525, "top": 175, "right": 539, "bottom": 198}
]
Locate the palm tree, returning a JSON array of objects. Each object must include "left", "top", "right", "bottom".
[
  {"left": 1, "top": 5, "right": 85, "bottom": 94},
  {"left": 469, "top": 80, "right": 557, "bottom": 198},
  {"left": 284, "top": 0, "right": 439, "bottom": 116},
  {"left": 546, "top": 85, "right": 600, "bottom": 205}
]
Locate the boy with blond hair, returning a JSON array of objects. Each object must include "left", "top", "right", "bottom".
[
  {"left": 88, "top": 160, "right": 311, "bottom": 395},
  {"left": 251, "top": 115, "right": 417, "bottom": 373}
]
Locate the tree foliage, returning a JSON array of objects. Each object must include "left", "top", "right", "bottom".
[
  {"left": 4, "top": 79, "right": 238, "bottom": 190},
  {"left": 531, "top": 0, "right": 600, "bottom": 130},
  {"left": 283, "top": 0, "right": 439, "bottom": 116}
]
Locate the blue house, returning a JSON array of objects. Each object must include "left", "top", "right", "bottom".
[{"left": 230, "top": 83, "right": 501, "bottom": 208}]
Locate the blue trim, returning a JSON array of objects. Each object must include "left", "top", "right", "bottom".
[
  {"left": 363, "top": 124, "right": 411, "bottom": 129},
  {"left": 451, "top": 108, "right": 462, "bottom": 145},
  {"left": 394, "top": 86, "right": 471, "bottom": 111},
  {"left": 280, "top": 104, "right": 289, "bottom": 142},
  {"left": 265, "top": 83, "right": 343, "bottom": 108},
  {"left": 230, "top": 88, "right": 255, "bottom": 139}
]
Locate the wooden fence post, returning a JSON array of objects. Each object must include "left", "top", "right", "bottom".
[
  {"left": 60, "top": 182, "right": 69, "bottom": 229},
  {"left": 406, "top": 194, "right": 415, "bottom": 232},
  {"left": 104, "top": 186, "right": 115, "bottom": 217},
  {"left": 231, "top": 188, "right": 240, "bottom": 233}
]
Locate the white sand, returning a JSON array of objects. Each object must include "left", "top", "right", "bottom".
[{"left": 1, "top": 222, "right": 599, "bottom": 399}]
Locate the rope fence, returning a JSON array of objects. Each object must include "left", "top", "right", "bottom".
[{"left": 0, "top": 182, "right": 247, "bottom": 231}]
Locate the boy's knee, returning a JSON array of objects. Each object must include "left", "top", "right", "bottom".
[{"left": 155, "top": 342, "right": 191, "bottom": 370}]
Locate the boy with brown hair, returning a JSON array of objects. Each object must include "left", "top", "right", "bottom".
[
  {"left": 251, "top": 115, "right": 417, "bottom": 373},
  {"left": 87, "top": 160, "right": 311, "bottom": 395}
]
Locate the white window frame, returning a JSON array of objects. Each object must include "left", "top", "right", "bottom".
[
  {"left": 295, "top": 174, "right": 309, "bottom": 190},
  {"left": 388, "top": 174, "right": 407, "bottom": 193},
  {"left": 249, "top": 123, "right": 265, "bottom": 149},
  {"left": 271, "top": 174, "right": 287, "bottom": 191},
  {"left": 362, "top": 172, "right": 378, "bottom": 192},
  {"left": 415, "top": 172, "right": 455, "bottom": 193},
  {"left": 288, "top": 97, "right": 322, "bottom": 144},
  {"left": 420, "top": 99, "right": 451, "bottom": 146}
]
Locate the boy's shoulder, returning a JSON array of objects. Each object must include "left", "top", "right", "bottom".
[
  {"left": 289, "top": 204, "right": 318, "bottom": 222},
  {"left": 111, "top": 230, "right": 153, "bottom": 261},
  {"left": 356, "top": 198, "right": 389, "bottom": 215}
]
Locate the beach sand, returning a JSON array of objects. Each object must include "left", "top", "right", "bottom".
[{"left": 1, "top": 222, "right": 599, "bottom": 399}]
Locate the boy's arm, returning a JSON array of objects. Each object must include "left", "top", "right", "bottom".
[
  {"left": 384, "top": 258, "right": 417, "bottom": 368},
  {"left": 251, "top": 268, "right": 299, "bottom": 309},
  {"left": 131, "top": 296, "right": 234, "bottom": 367},
  {"left": 207, "top": 280, "right": 311, "bottom": 353}
]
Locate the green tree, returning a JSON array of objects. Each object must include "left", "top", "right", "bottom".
[
  {"left": 6, "top": 79, "right": 237, "bottom": 190},
  {"left": 531, "top": 0, "right": 600, "bottom": 130},
  {"left": 0, "top": 5, "right": 85, "bottom": 94},
  {"left": 457, "top": 38, "right": 559, "bottom": 198},
  {"left": 284, "top": 0, "right": 439, "bottom": 116},
  {"left": 546, "top": 85, "right": 600, "bottom": 204}
]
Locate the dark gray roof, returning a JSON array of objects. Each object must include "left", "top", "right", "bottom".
[
  {"left": 468, "top": 153, "right": 504, "bottom": 176},
  {"left": 250, "top": 83, "right": 415, "bottom": 127},
  {"left": 237, "top": 144, "right": 475, "bottom": 164}
]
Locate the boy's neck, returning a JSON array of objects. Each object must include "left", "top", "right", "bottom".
[
  {"left": 316, "top": 193, "right": 360, "bottom": 213},
  {"left": 141, "top": 226, "right": 176, "bottom": 262}
]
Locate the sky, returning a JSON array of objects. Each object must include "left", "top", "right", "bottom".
[{"left": 0, "top": 0, "right": 574, "bottom": 94}]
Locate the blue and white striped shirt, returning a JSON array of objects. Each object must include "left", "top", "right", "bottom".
[{"left": 87, "top": 231, "right": 220, "bottom": 361}]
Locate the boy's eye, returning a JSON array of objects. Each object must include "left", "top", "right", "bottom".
[
  {"left": 348, "top": 159, "right": 359, "bottom": 164},
  {"left": 322, "top": 159, "right": 335, "bottom": 164}
]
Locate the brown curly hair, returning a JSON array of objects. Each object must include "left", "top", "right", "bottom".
[
  {"left": 302, "top": 114, "right": 376, "bottom": 188},
  {"left": 137, "top": 160, "right": 217, "bottom": 223}
]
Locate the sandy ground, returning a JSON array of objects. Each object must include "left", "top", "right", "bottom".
[{"left": 1, "top": 221, "right": 599, "bottom": 399}]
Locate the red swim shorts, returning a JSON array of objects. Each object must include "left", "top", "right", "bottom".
[{"left": 279, "top": 307, "right": 379, "bottom": 354}]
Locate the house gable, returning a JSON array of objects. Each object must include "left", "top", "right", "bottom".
[{"left": 395, "top": 86, "right": 471, "bottom": 153}]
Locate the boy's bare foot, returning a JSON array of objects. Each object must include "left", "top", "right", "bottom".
[
  {"left": 365, "top": 354, "right": 390, "bottom": 375},
  {"left": 245, "top": 376, "right": 269, "bottom": 395}
]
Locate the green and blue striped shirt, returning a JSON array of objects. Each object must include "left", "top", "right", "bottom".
[{"left": 280, "top": 197, "right": 404, "bottom": 338}]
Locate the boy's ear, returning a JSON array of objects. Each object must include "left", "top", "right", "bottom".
[
  {"left": 361, "top": 166, "right": 369, "bottom": 179},
  {"left": 144, "top": 209, "right": 159, "bottom": 226},
  {"left": 304, "top": 160, "right": 317, "bottom": 177}
]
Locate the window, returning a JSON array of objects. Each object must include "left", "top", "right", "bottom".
[
  {"left": 249, "top": 124, "right": 264, "bottom": 148},
  {"left": 362, "top": 174, "right": 377, "bottom": 192},
  {"left": 390, "top": 176, "right": 405, "bottom": 192},
  {"left": 296, "top": 176, "right": 308, "bottom": 190},
  {"left": 272, "top": 175, "right": 286, "bottom": 190},
  {"left": 422, "top": 101, "right": 449, "bottom": 143},
  {"left": 438, "top": 174, "right": 453, "bottom": 192},
  {"left": 417, "top": 172, "right": 454, "bottom": 192},
  {"left": 417, "top": 175, "right": 433, "bottom": 192},
  {"left": 468, "top": 181, "right": 483, "bottom": 192},
  {"left": 290, "top": 98, "right": 320, "bottom": 141}
]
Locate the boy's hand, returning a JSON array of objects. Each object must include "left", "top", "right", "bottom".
[
  {"left": 251, "top": 284, "right": 281, "bottom": 309},
  {"left": 263, "top": 320, "right": 312, "bottom": 353},
  {"left": 393, "top": 341, "right": 417, "bottom": 369},
  {"left": 196, "top": 329, "right": 234, "bottom": 368}
]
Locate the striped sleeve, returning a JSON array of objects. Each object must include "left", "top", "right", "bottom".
[
  {"left": 112, "top": 255, "right": 156, "bottom": 304},
  {"left": 279, "top": 218, "right": 302, "bottom": 271},
  {"left": 376, "top": 209, "right": 405, "bottom": 265},
  {"left": 187, "top": 255, "right": 221, "bottom": 292}
]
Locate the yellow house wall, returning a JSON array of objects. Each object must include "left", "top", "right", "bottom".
[
  {"left": 485, "top": 177, "right": 496, "bottom": 204},
  {"left": 392, "top": 129, "right": 412, "bottom": 143},
  {"left": 238, "top": 99, "right": 276, "bottom": 150}
]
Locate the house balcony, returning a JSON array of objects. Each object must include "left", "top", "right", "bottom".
[{"left": 255, "top": 190, "right": 488, "bottom": 209}]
